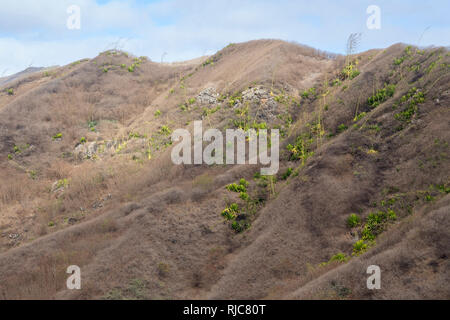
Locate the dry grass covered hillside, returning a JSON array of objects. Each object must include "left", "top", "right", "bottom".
[{"left": 0, "top": 40, "right": 448, "bottom": 299}]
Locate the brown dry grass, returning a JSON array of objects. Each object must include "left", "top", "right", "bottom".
[{"left": 0, "top": 40, "right": 448, "bottom": 300}]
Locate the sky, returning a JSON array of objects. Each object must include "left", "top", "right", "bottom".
[{"left": 0, "top": 0, "right": 449, "bottom": 76}]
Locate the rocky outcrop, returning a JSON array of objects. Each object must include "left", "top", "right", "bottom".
[
  {"left": 196, "top": 87, "right": 219, "bottom": 105},
  {"left": 242, "top": 87, "right": 279, "bottom": 121}
]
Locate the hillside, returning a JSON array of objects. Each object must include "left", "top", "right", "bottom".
[{"left": 0, "top": 39, "right": 448, "bottom": 299}]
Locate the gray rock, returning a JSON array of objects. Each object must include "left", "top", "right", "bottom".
[
  {"left": 86, "top": 142, "right": 98, "bottom": 158},
  {"left": 242, "top": 87, "right": 270, "bottom": 102},
  {"left": 197, "top": 87, "right": 219, "bottom": 106}
]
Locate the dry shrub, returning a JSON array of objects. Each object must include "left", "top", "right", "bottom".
[
  {"left": 63, "top": 162, "right": 110, "bottom": 208},
  {"left": 192, "top": 173, "right": 214, "bottom": 190},
  {"left": 0, "top": 253, "right": 67, "bottom": 299},
  {"left": 45, "top": 160, "right": 73, "bottom": 180},
  {"left": 0, "top": 179, "right": 23, "bottom": 206},
  {"left": 0, "top": 170, "right": 39, "bottom": 209},
  {"left": 0, "top": 215, "right": 121, "bottom": 299},
  {"left": 95, "top": 218, "right": 119, "bottom": 234},
  {"left": 159, "top": 187, "right": 186, "bottom": 204},
  {"left": 191, "top": 174, "right": 214, "bottom": 201},
  {"left": 111, "top": 149, "right": 183, "bottom": 201}
]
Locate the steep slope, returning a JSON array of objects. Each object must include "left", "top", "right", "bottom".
[
  {"left": 205, "top": 44, "right": 450, "bottom": 299},
  {"left": 0, "top": 40, "right": 448, "bottom": 299}
]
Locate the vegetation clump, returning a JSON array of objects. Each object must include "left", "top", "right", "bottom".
[
  {"left": 227, "top": 92, "right": 243, "bottom": 107},
  {"left": 394, "top": 87, "right": 425, "bottom": 125},
  {"left": 341, "top": 62, "right": 360, "bottom": 80},
  {"left": 88, "top": 121, "right": 97, "bottom": 132},
  {"left": 368, "top": 84, "right": 396, "bottom": 108},
  {"left": 347, "top": 213, "right": 361, "bottom": 228},
  {"left": 286, "top": 133, "right": 314, "bottom": 164},
  {"left": 352, "top": 240, "right": 368, "bottom": 256},
  {"left": 159, "top": 125, "right": 172, "bottom": 135},
  {"left": 281, "top": 167, "right": 293, "bottom": 180},
  {"left": 226, "top": 179, "right": 248, "bottom": 193},
  {"left": 52, "top": 133, "right": 63, "bottom": 140},
  {"left": 393, "top": 45, "right": 412, "bottom": 65},
  {"left": 337, "top": 124, "right": 348, "bottom": 133},
  {"left": 221, "top": 203, "right": 239, "bottom": 220},
  {"left": 361, "top": 210, "right": 397, "bottom": 241},
  {"left": 301, "top": 87, "right": 316, "bottom": 99}
]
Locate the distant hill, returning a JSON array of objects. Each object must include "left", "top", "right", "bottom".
[{"left": 0, "top": 67, "right": 47, "bottom": 86}]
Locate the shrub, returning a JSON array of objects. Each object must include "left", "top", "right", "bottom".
[
  {"left": 227, "top": 92, "right": 243, "bottom": 107},
  {"left": 159, "top": 125, "right": 171, "bottom": 135},
  {"left": 361, "top": 210, "right": 396, "bottom": 241},
  {"left": 387, "top": 209, "right": 397, "bottom": 220},
  {"left": 352, "top": 240, "right": 368, "bottom": 256},
  {"left": 329, "top": 253, "right": 348, "bottom": 263},
  {"left": 361, "top": 224, "right": 376, "bottom": 241},
  {"left": 56, "top": 178, "right": 69, "bottom": 189},
  {"left": 202, "top": 57, "right": 215, "bottom": 67},
  {"left": 88, "top": 121, "right": 97, "bottom": 132},
  {"left": 301, "top": 87, "right": 316, "bottom": 99},
  {"left": 239, "top": 178, "right": 249, "bottom": 188},
  {"left": 7, "top": 154, "right": 13, "bottom": 160},
  {"left": 394, "top": 88, "right": 424, "bottom": 124},
  {"left": 331, "top": 78, "right": 342, "bottom": 86},
  {"left": 7, "top": 88, "right": 14, "bottom": 95},
  {"left": 239, "top": 192, "right": 249, "bottom": 201},
  {"left": 353, "top": 112, "right": 366, "bottom": 122},
  {"left": 52, "top": 133, "right": 63, "bottom": 140},
  {"left": 286, "top": 133, "right": 314, "bottom": 163},
  {"left": 337, "top": 124, "right": 348, "bottom": 133},
  {"left": 347, "top": 213, "right": 361, "bottom": 228},
  {"left": 29, "top": 170, "right": 37, "bottom": 180},
  {"left": 80, "top": 137, "right": 87, "bottom": 144},
  {"left": 221, "top": 203, "right": 239, "bottom": 220},
  {"left": 231, "top": 220, "right": 249, "bottom": 233},
  {"left": 341, "top": 63, "right": 360, "bottom": 80},
  {"left": 231, "top": 221, "right": 244, "bottom": 232},
  {"left": 394, "top": 57, "right": 405, "bottom": 65},
  {"left": 368, "top": 84, "right": 396, "bottom": 108},
  {"left": 154, "top": 109, "right": 161, "bottom": 117},
  {"left": 435, "top": 184, "right": 450, "bottom": 194},
  {"left": 226, "top": 183, "right": 246, "bottom": 193},
  {"left": 281, "top": 167, "right": 293, "bottom": 180},
  {"left": 393, "top": 46, "right": 412, "bottom": 66}
]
